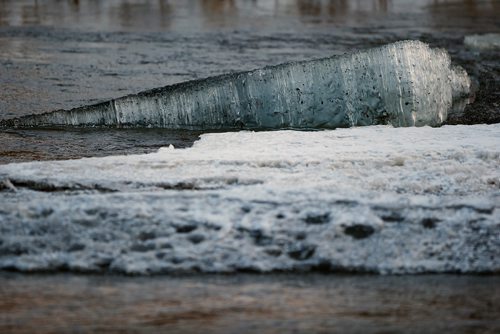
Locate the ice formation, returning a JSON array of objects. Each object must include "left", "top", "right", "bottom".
[
  {"left": 0, "top": 124, "right": 499, "bottom": 274},
  {"left": 464, "top": 33, "right": 500, "bottom": 51},
  {"left": 1, "top": 41, "right": 470, "bottom": 129}
]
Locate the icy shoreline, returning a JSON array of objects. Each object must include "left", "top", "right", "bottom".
[{"left": 0, "top": 124, "right": 499, "bottom": 274}]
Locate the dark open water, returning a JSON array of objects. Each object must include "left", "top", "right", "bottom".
[
  {"left": 0, "top": 1, "right": 499, "bottom": 332},
  {"left": 1, "top": 273, "right": 499, "bottom": 333},
  {"left": 0, "top": 0, "right": 499, "bottom": 163}
]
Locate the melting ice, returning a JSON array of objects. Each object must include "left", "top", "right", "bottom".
[{"left": 1, "top": 41, "right": 470, "bottom": 129}]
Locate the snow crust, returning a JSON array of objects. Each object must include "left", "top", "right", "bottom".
[
  {"left": 0, "top": 124, "right": 499, "bottom": 274},
  {"left": 2, "top": 41, "right": 470, "bottom": 129}
]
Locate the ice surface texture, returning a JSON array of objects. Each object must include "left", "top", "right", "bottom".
[
  {"left": 464, "top": 33, "right": 500, "bottom": 51},
  {"left": 0, "top": 124, "right": 498, "bottom": 274},
  {"left": 1, "top": 40, "right": 470, "bottom": 129}
]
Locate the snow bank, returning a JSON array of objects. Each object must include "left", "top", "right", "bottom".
[{"left": 0, "top": 124, "right": 499, "bottom": 274}]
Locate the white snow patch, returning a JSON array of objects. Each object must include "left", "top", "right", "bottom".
[{"left": 0, "top": 124, "right": 499, "bottom": 274}]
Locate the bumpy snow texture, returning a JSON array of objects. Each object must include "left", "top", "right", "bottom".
[{"left": 0, "top": 124, "right": 498, "bottom": 274}]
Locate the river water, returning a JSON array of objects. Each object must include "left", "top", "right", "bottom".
[
  {"left": 0, "top": 0, "right": 499, "bottom": 163},
  {"left": 1, "top": 273, "right": 499, "bottom": 333}
]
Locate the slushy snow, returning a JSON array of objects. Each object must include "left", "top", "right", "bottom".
[{"left": 0, "top": 124, "right": 499, "bottom": 274}]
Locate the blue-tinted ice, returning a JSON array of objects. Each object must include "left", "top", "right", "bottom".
[{"left": 1, "top": 41, "right": 470, "bottom": 129}]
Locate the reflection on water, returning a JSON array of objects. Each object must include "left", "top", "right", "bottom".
[
  {"left": 0, "top": 127, "right": 202, "bottom": 164},
  {"left": 0, "top": 0, "right": 498, "bottom": 31},
  {"left": 202, "top": 0, "right": 237, "bottom": 15},
  {"left": 1, "top": 273, "right": 499, "bottom": 333},
  {"left": 294, "top": 0, "right": 389, "bottom": 17},
  {"left": 112, "top": 0, "right": 173, "bottom": 30}
]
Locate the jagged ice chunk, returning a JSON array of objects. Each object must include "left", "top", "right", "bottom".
[{"left": 1, "top": 41, "right": 470, "bottom": 129}]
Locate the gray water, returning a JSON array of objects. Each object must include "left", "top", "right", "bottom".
[
  {"left": 0, "top": 127, "right": 201, "bottom": 164},
  {"left": 0, "top": 0, "right": 499, "bottom": 163},
  {"left": 1, "top": 273, "right": 499, "bottom": 333}
]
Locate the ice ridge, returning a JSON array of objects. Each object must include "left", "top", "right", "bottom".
[{"left": 1, "top": 40, "right": 470, "bottom": 129}]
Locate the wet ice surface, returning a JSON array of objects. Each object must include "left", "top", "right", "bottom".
[
  {"left": 2, "top": 41, "right": 471, "bottom": 129},
  {"left": 0, "top": 0, "right": 499, "bottom": 162},
  {"left": 1, "top": 273, "right": 499, "bottom": 333},
  {"left": 1, "top": 125, "right": 499, "bottom": 274}
]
